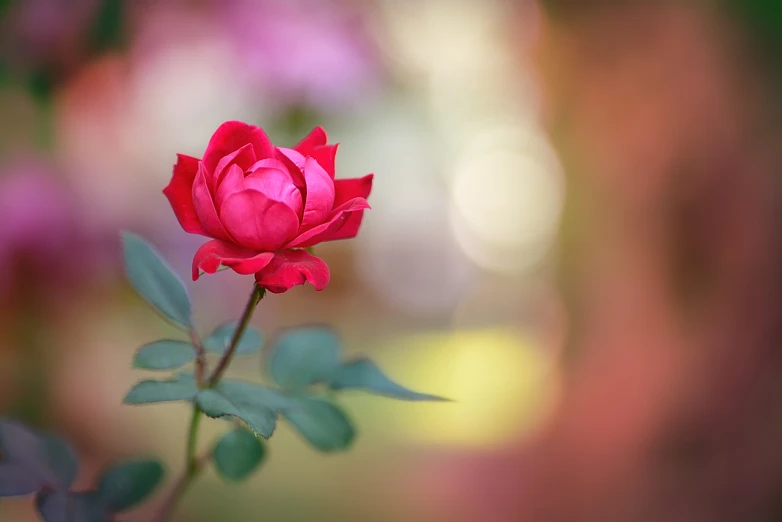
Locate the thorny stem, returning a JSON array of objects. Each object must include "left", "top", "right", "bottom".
[{"left": 153, "top": 283, "right": 265, "bottom": 522}]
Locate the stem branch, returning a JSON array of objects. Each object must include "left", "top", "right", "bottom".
[
  {"left": 208, "top": 283, "right": 265, "bottom": 387},
  {"left": 153, "top": 283, "right": 265, "bottom": 522},
  {"left": 152, "top": 405, "right": 203, "bottom": 522}
]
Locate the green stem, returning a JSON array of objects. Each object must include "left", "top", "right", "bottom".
[
  {"left": 153, "top": 283, "right": 265, "bottom": 522},
  {"left": 152, "top": 405, "right": 204, "bottom": 522},
  {"left": 208, "top": 283, "right": 265, "bottom": 387}
]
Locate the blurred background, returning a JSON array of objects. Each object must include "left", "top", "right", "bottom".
[{"left": 1, "top": 0, "right": 781, "bottom": 521}]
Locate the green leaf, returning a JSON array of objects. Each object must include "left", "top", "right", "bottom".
[
  {"left": 198, "top": 265, "right": 230, "bottom": 277},
  {"left": 213, "top": 428, "right": 266, "bottom": 482},
  {"left": 122, "top": 232, "right": 192, "bottom": 329},
  {"left": 0, "top": 463, "right": 41, "bottom": 497},
  {"left": 282, "top": 398, "right": 355, "bottom": 452},
  {"left": 203, "top": 322, "right": 263, "bottom": 355},
  {"left": 0, "top": 421, "right": 78, "bottom": 490},
  {"left": 267, "top": 326, "right": 341, "bottom": 390},
  {"left": 97, "top": 459, "right": 164, "bottom": 513},
  {"left": 196, "top": 380, "right": 289, "bottom": 439},
  {"left": 133, "top": 340, "right": 196, "bottom": 370},
  {"left": 123, "top": 374, "right": 198, "bottom": 405},
  {"left": 328, "top": 358, "right": 448, "bottom": 401},
  {"left": 36, "top": 490, "right": 108, "bottom": 522},
  {"left": 41, "top": 435, "right": 78, "bottom": 488},
  {"left": 0, "top": 419, "right": 41, "bottom": 461}
]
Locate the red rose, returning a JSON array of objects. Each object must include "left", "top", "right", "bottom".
[{"left": 163, "top": 121, "right": 372, "bottom": 293}]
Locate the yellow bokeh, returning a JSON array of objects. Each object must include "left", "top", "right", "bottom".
[{"left": 362, "top": 328, "right": 559, "bottom": 448}]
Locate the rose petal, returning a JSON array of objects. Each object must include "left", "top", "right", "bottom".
[
  {"left": 300, "top": 157, "right": 335, "bottom": 231},
  {"left": 333, "top": 174, "right": 374, "bottom": 208},
  {"left": 254, "top": 249, "right": 330, "bottom": 293},
  {"left": 213, "top": 143, "right": 256, "bottom": 190},
  {"left": 215, "top": 164, "right": 245, "bottom": 211},
  {"left": 244, "top": 166, "right": 303, "bottom": 216},
  {"left": 193, "top": 162, "right": 232, "bottom": 240},
  {"left": 287, "top": 197, "right": 369, "bottom": 248},
  {"left": 324, "top": 208, "right": 366, "bottom": 242},
  {"left": 277, "top": 147, "right": 306, "bottom": 171},
  {"left": 220, "top": 189, "right": 300, "bottom": 251},
  {"left": 310, "top": 144, "right": 338, "bottom": 179},
  {"left": 203, "top": 121, "right": 274, "bottom": 172},
  {"left": 271, "top": 149, "right": 307, "bottom": 191},
  {"left": 163, "top": 154, "right": 206, "bottom": 235},
  {"left": 293, "top": 126, "right": 328, "bottom": 157},
  {"left": 192, "top": 240, "right": 274, "bottom": 280}
]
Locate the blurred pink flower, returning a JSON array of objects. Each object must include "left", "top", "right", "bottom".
[
  {"left": 0, "top": 162, "right": 98, "bottom": 299},
  {"left": 0, "top": 0, "right": 101, "bottom": 74},
  {"left": 220, "top": 0, "right": 383, "bottom": 112}
]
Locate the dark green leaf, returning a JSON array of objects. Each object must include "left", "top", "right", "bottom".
[
  {"left": 123, "top": 374, "right": 198, "bottom": 405},
  {"left": 133, "top": 340, "right": 196, "bottom": 370},
  {"left": 196, "top": 380, "right": 289, "bottom": 439},
  {"left": 0, "top": 421, "right": 77, "bottom": 489},
  {"left": 36, "top": 490, "right": 108, "bottom": 522},
  {"left": 122, "top": 232, "right": 192, "bottom": 329},
  {"left": 203, "top": 323, "right": 263, "bottom": 355},
  {"left": 267, "top": 326, "right": 341, "bottom": 390},
  {"left": 0, "top": 463, "right": 41, "bottom": 497},
  {"left": 213, "top": 428, "right": 265, "bottom": 482},
  {"left": 97, "top": 459, "right": 164, "bottom": 513},
  {"left": 41, "top": 435, "right": 78, "bottom": 488},
  {"left": 0, "top": 419, "right": 40, "bottom": 462},
  {"left": 282, "top": 398, "right": 355, "bottom": 452},
  {"left": 328, "top": 358, "right": 448, "bottom": 401}
]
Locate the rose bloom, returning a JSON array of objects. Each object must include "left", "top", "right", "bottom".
[{"left": 163, "top": 121, "right": 373, "bottom": 293}]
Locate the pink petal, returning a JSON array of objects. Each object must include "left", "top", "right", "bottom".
[
  {"left": 277, "top": 147, "right": 305, "bottom": 170},
  {"left": 254, "top": 249, "right": 330, "bottom": 293},
  {"left": 192, "top": 162, "right": 231, "bottom": 240},
  {"left": 215, "top": 164, "right": 245, "bottom": 211},
  {"left": 213, "top": 142, "right": 256, "bottom": 190},
  {"left": 203, "top": 121, "right": 274, "bottom": 172},
  {"left": 310, "top": 144, "right": 339, "bottom": 178},
  {"left": 163, "top": 154, "right": 206, "bottom": 235},
  {"left": 286, "top": 197, "right": 369, "bottom": 248},
  {"left": 272, "top": 149, "right": 306, "bottom": 189},
  {"left": 300, "top": 157, "right": 335, "bottom": 231},
  {"left": 192, "top": 240, "right": 274, "bottom": 280},
  {"left": 220, "top": 190, "right": 300, "bottom": 251},
  {"left": 244, "top": 165, "right": 303, "bottom": 216},
  {"left": 333, "top": 173, "right": 374, "bottom": 208},
  {"left": 324, "top": 208, "right": 366, "bottom": 242},
  {"left": 293, "top": 126, "right": 328, "bottom": 156}
]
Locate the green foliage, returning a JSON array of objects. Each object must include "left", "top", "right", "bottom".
[
  {"left": 196, "top": 381, "right": 287, "bottom": 439},
  {"left": 267, "top": 326, "right": 341, "bottom": 389},
  {"left": 0, "top": 421, "right": 78, "bottom": 495},
  {"left": 116, "top": 232, "right": 445, "bottom": 520},
  {"left": 213, "top": 428, "right": 266, "bottom": 482},
  {"left": 204, "top": 322, "right": 264, "bottom": 355},
  {"left": 0, "top": 462, "right": 41, "bottom": 496},
  {"left": 282, "top": 398, "right": 355, "bottom": 452},
  {"left": 133, "top": 340, "right": 196, "bottom": 370},
  {"left": 40, "top": 435, "right": 78, "bottom": 488},
  {"left": 123, "top": 373, "right": 198, "bottom": 405},
  {"left": 1, "top": 418, "right": 164, "bottom": 521},
  {"left": 328, "top": 358, "right": 448, "bottom": 402},
  {"left": 264, "top": 326, "right": 445, "bottom": 402},
  {"left": 97, "top": 459, "right": 164, "bottom": 512},
  {"left": 36, "top": 490, "right": 107, "bottom": 522},
  {"left": 122, "top": 232, "right": 192, "bottom": 330}
]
